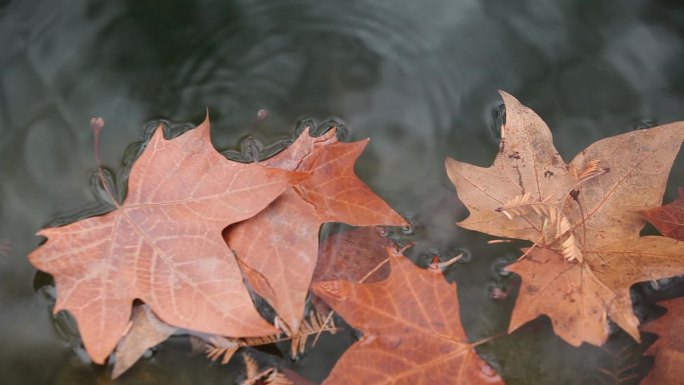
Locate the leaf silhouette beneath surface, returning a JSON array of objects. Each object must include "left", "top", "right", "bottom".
[
  {"left": 312, "top": 226, "right": 392, "bottom": 284},
  {"left": 446, "top": 91, "right": 684, "bottom": 346},
  {"left": 640, "top": 187, "right": 684, "bottom": 241},
  {"left": 313, "top": 247, "right": 504, "bottom": 385},
  {"left": 28, "top": 118, "right": 299, "bottom": 363},
  {"left": 226, "top": 127, "right": 406, "bottom": 332},
  {"left": 112, "top": 304, "right": 176, "bottom": 379},
  {"left": 640, "top": 297, "right": 684, "bottom": 385}
]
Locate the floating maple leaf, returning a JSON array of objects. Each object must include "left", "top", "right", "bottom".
[
  {"left": 226, "top": 127, "right": 407, "bottom": 332},
  {"left": 312, "top": 246, "right": 504, "bottom": 385},
  {"left": 640, "top": 297, "right": 684, "bottom": 385},
  {"left": 640, "top": 187, "right": 684, "bottom": 241},
  {"left": 28, "top": 118, "right": 300, "bottom": 363},
  {"left": 445, "top": 92, "right": 684, "bottom": 346}
]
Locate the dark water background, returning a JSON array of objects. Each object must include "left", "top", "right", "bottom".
[{"left": 2, "top": 1, "right": 684, "bottom": 384}]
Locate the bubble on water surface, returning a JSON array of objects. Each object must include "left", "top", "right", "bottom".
[{"left": 632, "top": 118, "right": 657, "bottom": 130}]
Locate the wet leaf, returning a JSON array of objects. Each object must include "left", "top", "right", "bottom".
[
  {"left": 640, "top": 297, "right": 684, "bottom": 385},
  {"left": 640, "top": 187, "right": 684, "bottom": 241},
  {"left": 593, "top": 332, "right": 646, "bottom": 385},
  {"left": 279, "top": 367, "right": 317, "bottom": 385},
  {"left": 446, "top": 91, "right": 684, "bottom": 346},
  {"left": 312, "top": 246, "right": 504, "bottom": 385},
  {"left": 112, "top": 304, "right": 176, "bottom": 379},
  {"left": 28, "top": 118, "right": 299, "bottom": 363},
  {"left": 312, "top": 226, "right": 392, "bottom": 284},
  {"left": 226, "top": 128, "right": 406, "bottom": 332}
]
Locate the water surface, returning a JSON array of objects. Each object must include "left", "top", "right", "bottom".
[{"left": 1, "top": 1, "right": 684, "bottom": 384}]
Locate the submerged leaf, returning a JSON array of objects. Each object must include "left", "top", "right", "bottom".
[
  {"left": 112, "top": 304, "right": 176, "bottom": 379},
  {"left": 313, "top": 246, "right": 504, "bottom": 385}
]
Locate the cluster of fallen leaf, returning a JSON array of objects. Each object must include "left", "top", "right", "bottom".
[{"left": 28, "top": 92, "right": 684, "bottom": 384}]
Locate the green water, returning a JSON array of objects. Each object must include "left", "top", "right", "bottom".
[{"left": 1, "top": 1, "right": 684, "bottom": 384}]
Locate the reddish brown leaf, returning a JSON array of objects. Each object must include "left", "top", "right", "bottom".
[
  {"left": 641, "top": 297, "right": 684, "bottom": 385},
  {"left": 226, "top": 128, "right": 407, "bottom": 332},
  {"left": 446, "top": 91, "right": 684, "bottom": 346},
  {"left": 641, "top": 348, "right": 684, "bottom": 385},
  {"left": 640, "top": 188, "right": 684, "bottom": 241},
  {"left": 112, "top": 304, "right": 176, "bottom": 379},
  {"left": 312, "top": 226, "right": 392, "bottom": 284},
  {"left": 312, "top": 247, "right": 504, "bottom": 385},
  {"left": 280, "top": 368, "right": 317, "bottom": 385},
  {"left": 28, "top": 118, "right": 299, "bottom": 363},
  {"left": 643, "top": 297, "right": 684, "bottom": 355}
]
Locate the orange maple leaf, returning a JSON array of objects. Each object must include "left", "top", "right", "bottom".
[
  {"left": 225, "top": 127, "right": 406, "bottom": 332},
  {"left": 28, "top": 118, "right": 299, "bottom": 363},
  {"left": 313, "top": 246, "right": 503, "bottom": 385}
]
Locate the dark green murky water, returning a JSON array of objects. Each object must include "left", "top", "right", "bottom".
[{"left": 1, "top": 1, "right": 684, "bottom": 384}]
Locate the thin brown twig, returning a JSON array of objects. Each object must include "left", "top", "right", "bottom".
[{"left": 91, "top": 118, "right": 120, "bottom": 208}]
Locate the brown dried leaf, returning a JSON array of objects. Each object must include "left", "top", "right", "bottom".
[
  {"left": 446, "top": 91, "right": 684, "bottom": 346},
  {"left": 506, "top": 248, "right": 614, "bottom": 346},
  {"left": 312, "top": 247, "right": 504, "bottom": 385}
]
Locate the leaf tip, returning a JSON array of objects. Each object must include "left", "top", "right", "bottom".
[
  {"left": 197, "top": 111, "right": 211, "bottom": 135},
  {"left": 497, "top": 90, "right": 522, "bottom": 109},
  {"left": 496, "top": 89, "right": 512, "bottom": 98}
]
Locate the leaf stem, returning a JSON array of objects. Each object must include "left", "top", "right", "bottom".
[{"left": 91, "top": 117, "right": 120, "bottom": 208}]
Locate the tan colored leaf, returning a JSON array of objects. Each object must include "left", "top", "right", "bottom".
[
  {"left": 446, "top": 91, "right": 684, "bottom": 346},
  {"left": 226, "top": 127, "right": 406, "bottom": 332},
  {"left": 506, "top": 248, "right": 613, "bottom": 347},
  {"left": 112, "top": 304, "right": 176, "bottom": 379},
  {"left": 312, "top": 247, "right": 503, "bottom": 385},
  {"left": 28, "top": 118, "right": 299, "bottom": 363}
]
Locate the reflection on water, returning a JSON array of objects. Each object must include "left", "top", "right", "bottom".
[{"left": 1, "top": 0, "right": 684, "bottom": 383}]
